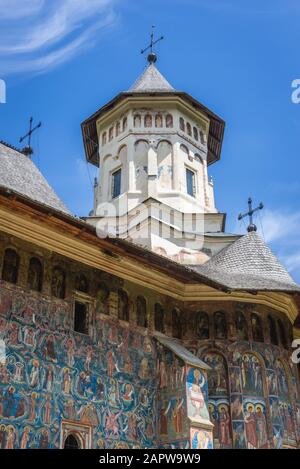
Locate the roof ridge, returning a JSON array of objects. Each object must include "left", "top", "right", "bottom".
[{"left": 0, "top": 140, "right": 23, "bottom": 154}]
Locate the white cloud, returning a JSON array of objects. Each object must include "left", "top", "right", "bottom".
[
  {"left": 256, "top": 209, "right": 300, "bottom": 281},
  {"left": 258, "top": 209, "right": 300, "bottom": 244},
  {"left": 0, "top": 0, "right": 118, "bottom": 75}
]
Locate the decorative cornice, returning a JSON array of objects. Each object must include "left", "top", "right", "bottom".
[{"left": 0, "top": 197, "right": 298, "bottom": 323}]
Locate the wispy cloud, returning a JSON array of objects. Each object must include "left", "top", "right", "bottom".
[{"left": 0, "top": 0, "right": 118, "bottom": 75}]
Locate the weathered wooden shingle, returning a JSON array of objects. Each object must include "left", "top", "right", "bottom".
[
  {"left": 0, "top": 142, "right": 70, "bottom": 214},
  {"left": 191, "top": 232, "right": 300, "bottom": 292}
]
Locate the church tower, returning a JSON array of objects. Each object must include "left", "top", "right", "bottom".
[{"left": 82, "top": 50, "right": 239, "bottom": 264}]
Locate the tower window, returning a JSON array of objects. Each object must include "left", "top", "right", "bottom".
[
  {"left": 109, "top": 127, "right": 114, "bottom": 141},
  {"left": 112, "top": 169, "right": 121, "bottom": 199},
  {"left": 74, "top": 301, "right": 89, "bottom": 335},
  {"left": 186, "top": 168, "right": 196, "bottom": 197},
  {"left": 186, "top": 122, "right": 192, "bottom": 136}
]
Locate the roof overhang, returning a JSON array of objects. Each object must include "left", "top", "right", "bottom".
[
  {"left": 81, "top": 91, "right": 225, "bottom": 167},
  {"left": 0, "top": 186, "right": 298, "bottom": 323}
]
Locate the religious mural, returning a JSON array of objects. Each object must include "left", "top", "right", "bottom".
[
  {"left": 0, "top": 238, "right": 299, "bottom": 450},
  {"left": 0, "top": 283, "right": 157, "bottom": 449},
  {"left": 157, "top": 344, "right": 189, "bottom": 448}
]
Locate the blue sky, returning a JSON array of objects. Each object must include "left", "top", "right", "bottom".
[{"left": 0, "top": 0, "right": 300, "bottom": 282}]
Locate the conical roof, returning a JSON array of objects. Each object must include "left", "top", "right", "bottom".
[
  {"left": 192, "top": 232, "right": 299, "bottom": 292},
  {"left": 128, "top": 63, "right": 175, "bottom": 93}
]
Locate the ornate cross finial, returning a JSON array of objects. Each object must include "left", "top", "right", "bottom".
[
  {"left": 141, "top": 26, "right": 164, "bottom": 64},
  {"left": 238, "top": 197, "right": 264, "bottom": 233},
  {"left": 19, "top": 117, "right": 42, "bottom": 156}
]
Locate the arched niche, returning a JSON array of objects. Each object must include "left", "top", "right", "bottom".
[
  {"left": 195, "top": 311, "right": 209, "bottom": 340},
  {"left": 235, "top": 311, "right": 248, "bottom": 341},
  {"left": 202, "top": 351, "right": 232, "bottom": 449},
  {"left": 171, "top": 308, "right": 182, "bottom": 339},
  {"left": 134, "top": 140, "right": 148, "bottom": 193},
  {"left": 157, "top": 140, "right": 173, "bottom": 191},
  {"left": 241, "top": 352, "right": 269, "bottom": 449},
  {"left": 154, "top": 303, "right": 164, "bottom": 333},
  {"left": 136, "top": 296, "right": 147, "bottom": 328},
  {"left": 273, "top": 359, "right": 296, "bottom": 446},
  {"left": 2, "top": 248, "right": 20, "bottom": 284},
  {"left": 27, "top": 257, "right": 43, "bottom": 292}
]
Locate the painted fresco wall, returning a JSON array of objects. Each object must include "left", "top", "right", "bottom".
[
  {"left": 157, "top": 343, "right": 189, "bottom": 449},
  {"left": 185, "top": 307, "right": 300, "bottom": 449},
  {"left": 0, "top": 234, "right": 299, "bottom": 450},
  {"left": 0, "top": 283, "right": 157, "bottom": 449}
]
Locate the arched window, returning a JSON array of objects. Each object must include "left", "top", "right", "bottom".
[
  {"left": 134, "top": 114, "right": 141, "bottom": 128},
  {"left": 277, "top": 319, "right": 288, "bottom": 349},
  {"left": 136, "top": 296, "right": 147, "bottom": 328},
  {"left": 166, "top": 114, "right": 173, "bottom": 128},
  {"left": 109, "top": 127, "right": 114, "bottom": 142},
  {"left": 2, "top": 248, "right": 19, "bottom": 284},
  {"left": 179, "top": 117, "right": 185, "bottom": 132},
  {"left": 202, "top": 352, "right": 232, "bottom": 448},
  {"left": 180, "top": 144, "right": 189, "bottom": 156},
  {"left": 75, "top": 274, "right": 88, "bottom": 293},
  {"left": 214, "top": 311, "right": 227, "bottom": 339},
  {"left": 195, "top": 311, "right": 209, "bottom": 339},
  {"left": 102, "top": 132, "right": 107, "bottom": 146},
  {"left": 144, "top": 114, "right": 152, "bottom": 128},
  {"left": 251, "top": 313, "right": 264, "bottom": 342},
  {"left": 51, "top": 267, "right": 66, "bottom": 299},
  {"left": 172, "top": 309, "right": 182, "bottom": 339},
  {"left": 122, "top": 117, "right": 128, "bottom": 132},
  {"left": 64, "top": 434, "right": 81, "bottom": 449},
  {"left": 235, "top": 311, "right": 248, "bottom": 340},
  {"left": 186, "top": 122, "right": 192, "bottom": 136},
  {"left": 27, "top": 257, "right": 43, "bottom": 292},
  {"left": 268, "top": 315, "right": 278, "bottom": 345},
  {"left": 155, "top": 114, "right": 163, "bottom": 128},
  {"left": 116, "top": 121, "right": 121, "bottom": 136},
  {"left": 194, "top": 153, "right": 202, "bottom": 164},
  {"left": 118, "top": 290, "right": 129, "bottom": 321},
  {"left": 193, "top": 127, "right": 199, "bottom": 141},
  {"left": 154, "top": 303, "right": 164, "bottom": 333}
]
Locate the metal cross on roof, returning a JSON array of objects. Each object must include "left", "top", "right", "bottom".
[
  {"left": 19, "top": 117, "right": 42, "bottom": 156},
  {"left": 141, "top": 26, "right": 164, "bottom": 64},
  {"left": 238, "top": 197, "right": 264, "bottom": 232}
]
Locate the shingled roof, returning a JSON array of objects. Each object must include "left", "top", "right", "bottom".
[
  {"left": 0, "top": 142, "right": 70, "bottom": 215},
  {"left": 128, "top": 63, "right": 175, "bottom": 93},
  {"left": 191, "top": 232, "right": 300, "bottom": 292}
]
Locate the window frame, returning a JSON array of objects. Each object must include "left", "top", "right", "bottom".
[
  {"left": 186, "top": 167, "right": 196, "bottom": 198},
  {"left": 111, "top": 167, "right": 122, "bottom": 200},
  {"left": 73, "top": 300, "right": 89, "bottom": 336}
]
